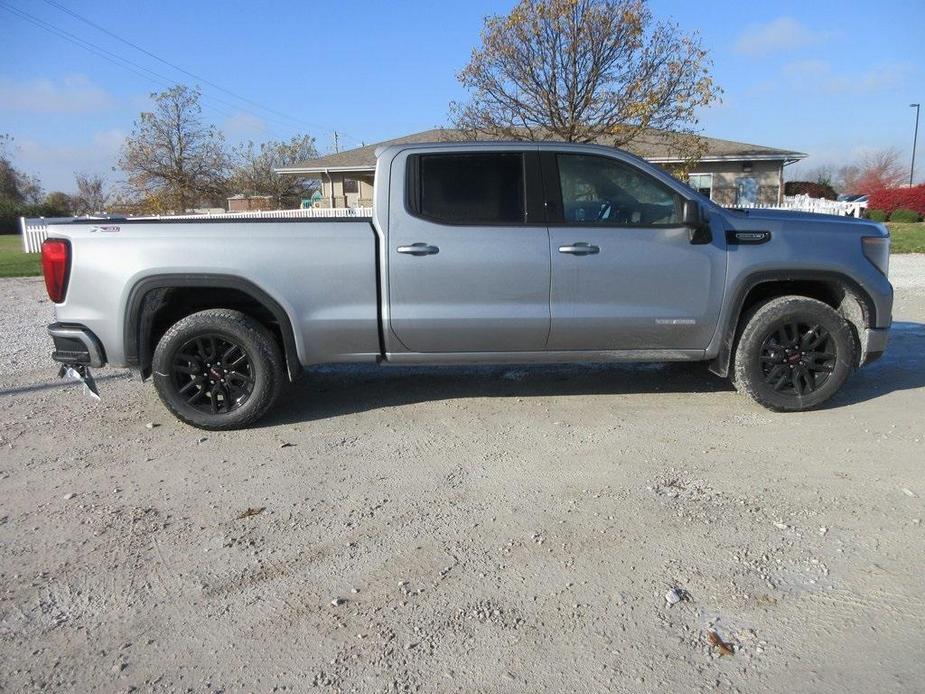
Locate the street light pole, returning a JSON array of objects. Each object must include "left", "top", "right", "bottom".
[{"left": 912, "top": 103, "right": 921, "bottom": 186}]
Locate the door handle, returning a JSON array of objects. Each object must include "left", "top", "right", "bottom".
[
  {"left": 397, "top": 242, "right": 439, "bottom": 256},
  {"left": 558, "top": 242, "right": 599, "bottom": 256}
]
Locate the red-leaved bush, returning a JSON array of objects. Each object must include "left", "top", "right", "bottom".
[{"left": 868, "top": 185, "right": 925, "bottom": 217}]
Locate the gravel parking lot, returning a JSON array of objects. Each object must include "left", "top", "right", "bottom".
[{"left": 2, "top": 257, "right": 924, "bottom": 693}]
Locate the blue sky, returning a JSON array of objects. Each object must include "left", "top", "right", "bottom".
[{"left": 0, "top": 0, "right": 922, "bottom": 192}]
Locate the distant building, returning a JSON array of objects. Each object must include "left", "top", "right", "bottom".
[
  {"left": 227, "top": 194, "right": 275, "bottom": 212},
  {"left": 277, "top": 127, "right": 806, "bottom": 208}
]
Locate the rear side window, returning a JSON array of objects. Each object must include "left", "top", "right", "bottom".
[{"left": 408, "top": 153, "right": 526, "bottom": 225}]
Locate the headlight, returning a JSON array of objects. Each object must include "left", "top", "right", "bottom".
[{"left": 862, "top": 236, "right": 890, "bottom": 277}]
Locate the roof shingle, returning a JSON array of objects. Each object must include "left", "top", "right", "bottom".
[{"left": 278, "top": 127, "right": 805, "bottom": 173}]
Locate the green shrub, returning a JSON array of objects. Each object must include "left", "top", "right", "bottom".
[
  {"left": 866, "top": 209, "right": 888, "bottom": 222},
  {"left": 0, "top": 199, "right": 74, "bottom": 234},
  {"left": 889, "top": 207, "right": 922, "bottom": 223}
]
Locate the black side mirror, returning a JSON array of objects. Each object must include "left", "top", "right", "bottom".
[
  {"left": 682, "top": 200, "right": 712, "bottom": 245},
  {"left": 682, "top": 199, "right": 703, "bottom": 227}
]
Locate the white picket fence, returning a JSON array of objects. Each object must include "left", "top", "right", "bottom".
[
  {"left": 18, "top": 207, "right": 374, "bottom": 253},
  {"left": 733, "top": 195, "right": 866, "bottom": 218},
  {"left": 19, "top": 216, "right": 76, "bottom": 253}
]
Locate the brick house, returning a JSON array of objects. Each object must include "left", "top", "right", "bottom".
[{"left": 276, "top": 128, "right": 806, "bottom": 209}]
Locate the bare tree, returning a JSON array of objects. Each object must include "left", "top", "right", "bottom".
[
  {"left": 839, "top": 148, "right": 907, "bottom": 194},
  {"left": 807, "top": 165, "right": 834, "bottom": 189},
  {"left": 73, "top": 171, "right": 109, "bottom": 214},
  {"left": 449, "top": 0, "right": 720, "bottom": 158},
  {"left": 229, "top": 135, "right": 320, "bottom": 208},
  {"left": 119, "top": 85, "right": 229, "bottom": 213}
]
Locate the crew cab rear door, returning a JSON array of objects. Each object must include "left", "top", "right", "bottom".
[
  {"left": 387, "top": 147, "right": 550, "bottom": 353},
  {"left": 543, "top": 150, "right": 726, "bottom": 350}
]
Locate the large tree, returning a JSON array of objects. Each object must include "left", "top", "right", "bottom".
[
  {"left": 73, "top": 171, "right": 110, "bottom": 214},
  {"left": 119, "top": 85, "right": 229, "bottom": 213},
  {"left": 450, "top": 0, "right": 720, "bottom": 155},
  {"left": 229, "top": 135, "right": 319, "bottom": 208},
  {"left": 43, "top": 191, "right": 75, "bottom": 216},
  {"left": 0, "top": 134, "right": 43, "bottom": 204}
]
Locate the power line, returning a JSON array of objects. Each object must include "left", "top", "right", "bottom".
[
  {"left": 0, "top": 1, "right": 365, "bottom": 149},
  {"left": 39, "top": 0, "right": 364, "bottom": 145},
  {"left": 0, "top": 3, "right": 239, "bottom": 124}
]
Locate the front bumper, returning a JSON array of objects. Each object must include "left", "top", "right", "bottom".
[
  {"left": 48, "top": 323, "right": 106, "bottom": 368},
  {"left": 861, "top": 327, "right": 890, "bottom": 365}
]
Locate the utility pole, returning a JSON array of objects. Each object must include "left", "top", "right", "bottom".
[{"left": 911, "top": 104, "right": 920, "bottom": 186}]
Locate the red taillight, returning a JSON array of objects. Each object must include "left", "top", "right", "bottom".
[{"left": 41, "top": 239, "right": 70, "bottom": 303}]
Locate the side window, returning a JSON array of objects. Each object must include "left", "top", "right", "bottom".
[
  {"left": 556, "top": 154, "right": 682, "bottom": 226},
  {"left": 409, "top": 153, "right": 526, "bottom": 225}
]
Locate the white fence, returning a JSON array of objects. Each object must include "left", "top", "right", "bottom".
[
  {"left": 18, "top": 207, "right": 374, "bottom": 253},
  {"left": 144, "top": 206, "right": 373, "bottom": 221},
  {"left": 19, "top": 216, "right": 76, "bottom": 253},
  {"left": 732, "top": 195, "right": 866, "bottom": 218}
]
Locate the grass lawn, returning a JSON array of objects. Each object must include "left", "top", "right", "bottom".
[
  {"left": 0, "top": 234, "right": 41, "bottom": 278},
  {"left": 887, "top": 222, "right": 925, "bottom": 254}
]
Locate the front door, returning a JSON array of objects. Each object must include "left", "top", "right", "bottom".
[
  {"left": 545, "top": 152, "right": 726, "bottom": 351},
  {"left": 387, "top": 149, "right": 550, "bottom": 353}
]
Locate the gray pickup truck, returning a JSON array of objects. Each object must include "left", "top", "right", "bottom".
[{"left": 41, "top": 141, "right": 892, "bottom": 429}]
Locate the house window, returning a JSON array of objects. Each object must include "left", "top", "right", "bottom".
[
  {"left": 410, "top": 152, "right": 526, "bottom": 225},
  {"left": 687, "top": 173, "right": 713, "bottom": 199},
  {"left": 342, "top": 178, "right": 359, "bottom": 194}
]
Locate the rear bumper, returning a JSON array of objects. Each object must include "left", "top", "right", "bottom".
[
  {"left": 861, "top": 327, "right": 889, "bottom": 366},
  {"left": 48, "top": 323, "right": 106, "bottom": 368}
]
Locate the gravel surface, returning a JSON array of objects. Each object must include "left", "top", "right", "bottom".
[
  {"left": 889, "top": 253, "right": 925, "bottom": 290},
  {"left": 1, "top": 258, "right": 923, "bottom": 693},
  {"left": 0, "top": 278, "right": 52, "bottom": 377}
]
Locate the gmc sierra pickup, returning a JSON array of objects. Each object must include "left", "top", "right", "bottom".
[{"left": 41, "top": 141, "right": 892, "bottom": 429}]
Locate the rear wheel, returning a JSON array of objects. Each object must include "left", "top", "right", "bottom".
[
  {"left": 152, "top": 309, "right": 284, "bottom": 429},
  {"left": 733, "top": 296, "right": 857, "bottom": 412}
]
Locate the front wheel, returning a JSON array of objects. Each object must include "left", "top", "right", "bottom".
[
  {"left": 152, "top": 309, "right": 284, "bottom": 429},
  {"left": 732, "top": 296, "right": 858, "bottom": 412}
]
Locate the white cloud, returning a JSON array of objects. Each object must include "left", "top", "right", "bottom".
[
  {"left": 782, "top": 59, "right": 829, "bottom": 79},
  {"left": 14, "top": 129, "right": 125, "bottom": 192},
  {"left": 781, "top": 60, "right": 909, "bottom": 94},
  {"left": 0, "top": 75, "right": 114, "bottom": 113},
  {"left": 223, "top": 111, "right": 266, "bottom": 136},
  {"left": 733, "top": 17, "right": 830, "bottom": 57}
]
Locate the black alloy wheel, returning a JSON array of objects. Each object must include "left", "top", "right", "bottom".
[
  {"left": 170, "top": 334, "right": 255, "bottom": 414},
  {"left": 758, "top": 321, "right": 837, "bottom": 396}
]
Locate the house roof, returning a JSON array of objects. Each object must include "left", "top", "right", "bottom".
[{"left": 277, "top": 127, "right": 806, "bottom": 175}]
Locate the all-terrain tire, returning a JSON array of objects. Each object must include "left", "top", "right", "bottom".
[
  {"left": 152, "top": 309, "right": 285, "bottom": 430},
  {"left": 732, "top": 296, "right": 858, "bottom": 412}
]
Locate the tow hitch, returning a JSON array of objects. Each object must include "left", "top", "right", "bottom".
[{"left": 58, "top": 363, "right": 101, "bottom": 401}]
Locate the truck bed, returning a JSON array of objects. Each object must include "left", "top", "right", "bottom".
[{"left": 48, "top": 217, "right": 382, "bottom": 367}]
